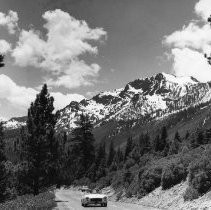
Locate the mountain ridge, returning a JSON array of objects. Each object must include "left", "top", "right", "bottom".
[
  {"left": 56, "top": 72, "right": 211, "bottom": 131},
  {"left": 2, "top": 72, "right": 211, "bottom": 140}
]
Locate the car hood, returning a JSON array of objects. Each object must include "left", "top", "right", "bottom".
[{"left": 84, "top": 194, "right": 106, "bottom": 199}]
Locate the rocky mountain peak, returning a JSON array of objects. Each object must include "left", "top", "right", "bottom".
[{"left": 55, "top": 72, "right": 211, "bottom": 132}]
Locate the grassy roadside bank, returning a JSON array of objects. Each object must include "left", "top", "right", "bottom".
[{"left": 0, "top": 191, "right": 56, "bottom": 210}]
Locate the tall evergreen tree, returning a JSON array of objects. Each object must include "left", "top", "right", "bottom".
[
  {"left": 70, "top": 113, "right": 95, "bottom": 178},
  {"left": 130, "top": 143, "right": 141, "bottom": 162},
  {"left": 0, "top": 123, "right": 5, "bottom": 162},
  {"left": 185, "top": 131, "right": 190, "bottom": 140},
  {"left": 116, "top": 147, "right": 123, "bottom": 165},
  {"left": 19, "top": 126, "right": 27, "bottom": 161},
  {"left": 175, "top": 131, "right": 181, "bottom": 143},
  {"left": 95, "top": 143, "right": 106, "bottom": 180},
  {"left": 204, "top": 129, "right": 211, "bottom": 144},
  {"left": 196, "top": 130, "right": 204, "bottom": 145},
  {"left": 23, "top": 84, "right": 58, "bottom": 195},
  {"left": 160, "top": 126, "right": 168, "bottom": 150},
  {"left": 95, "top": 143, "right": 106, "bottom": 168},
  {"left": 139, "top": 133, "right": 151, "bottom": 155},
  {"left": 153, "top": 134, "right": 160, "bottom": 152},
  {"left": 168, "top": 132, "right": 180, "bottom": 155},
  {"left": 124, "top": 136, "right": 133, "bottom": 161},
  {"left": 63, "top": 132, "right": 67, "bottom": 151},
  {"left": 190, "top": 136, "right": 198, "bottom": 149},
  {"left": 153, "top": 127, "right": 168, "bottom": 152},
  {"left": 0, "top": 122, "right": 6, "bottom": 202},
  {"left": 110, "top": 147, "right": 123, "bottom": 171},
  {"left": 107, "top": 140, "right": 115, "bottom": 167}
]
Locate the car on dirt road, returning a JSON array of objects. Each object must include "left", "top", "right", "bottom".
[
  {"left": 80, "top": 186, "right": 92, "bottom": 193},
  {"left": 81, "top": 193, "right": 107, "bottom": 207}
]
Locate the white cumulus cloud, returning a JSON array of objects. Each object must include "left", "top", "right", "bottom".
[
  {"left": 164, "top": 0, "right": 211, "bottom": 82},
  {"left": 0, "top": 74, "right": 37, "bottom": 109},
  {"left": 12, "top": 9, "right": 106, "bottom": 89},
  {"left": 164, "top": 23, "right": 211, "bottom": 53},
  {"left": 0, "top": 39, "right": 11, "bottom": 54},
  {"left": 0, "top": 74, "right": 85, "bottom": 113},
  {"left": 171, "top": 48, "right": 211, "bottom": 82},
  {"left": 195, "top": 0, "right": 211, "bottom": 21},
  {"left": 0, "top": 10, "right": 18, "bottom": 34}
]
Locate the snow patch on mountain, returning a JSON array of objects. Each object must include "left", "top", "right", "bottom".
[
  {"left": 4, "top": 118, "right": 26, "bottom": 130},
  {"left": 162, "top": 72, "right": 198, "bottom": 85}
]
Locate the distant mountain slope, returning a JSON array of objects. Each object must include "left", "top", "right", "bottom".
[
  {"left": 3, "top": 72, "right": 211, "bottom": 147},
  {"left": 2, "top": 116, "right": 27, "bottom": 130},
  {"left": 56, "top": 73, "right": 211, "bottom": 140}
]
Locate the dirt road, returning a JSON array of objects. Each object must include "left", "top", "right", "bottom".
[{"left": 54, "top": 188, "right": 159, "bottom": 210}]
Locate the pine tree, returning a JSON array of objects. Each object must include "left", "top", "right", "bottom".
[
  {"left": 107, "top": 140, "right": 115, "bottom": 167},
  {"left": 63, "top": 132, "right": 67, "bottom": 151},
  {"left": 204, "top": 129, "right": 211, "bottom": 144},
  {"left": 175, "top": 131, "right": 181, "bottom": 142},
  {"left": 163, "top": 142, "right": 170, "bottom": 156},
  {"left": 190, "top": 137, "right": 198, "bottom": 149},
  {"left": 23, "top": 84, "right": 58, "bottom": 195},
  {"left": 124, "top": 136, "right": 133, "bottom": 161},
  {"left": 19, "top": 126, "right": 27, "bottom": 161},
  {"left": 116, "top": 147, "right": 123, "bottom": 165},
  {"left": 196, "top": 130, "right": 204, "bottom": 146},
  {"left": 169, "top": 139, "right": 179, "bottom": 155},
  {"left": 160, "top": 126, "right": 168, "bottom": 150},
  {"left": 95, "top": 143, "right": 106, "bottom": 168},
  {"left": 110, "top": 147, "right": 123, "bottom": 171},
  {"left": 153, "top": 135, "right": 160, "bottom": 152},
  {"left": 95, "top": 143, "right": 106, "bottom": 180},
  {"left": 0, "top": 123, "right": 5, "bottom": 162},
  {"left": 139, "top": 133, "right": 151, "bottom": 155},
  {"left": 185, "top": 131, "right": 190, "bottom": 140},
  {"left": 70, "top": 113, "right": 95, "bottom": 178},
  {"left": 153, "top": 127, "right": 168, "bottom": 152},
  {"left": 130, "top": 143, "right": 140, "bottom": 162},
  {"left": 0, "top": 122, "right": 7, "bottom": 202}
]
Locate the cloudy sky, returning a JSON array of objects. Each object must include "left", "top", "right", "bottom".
[{"left": 0, "top": 0, "right": 210, "bottom": 119}]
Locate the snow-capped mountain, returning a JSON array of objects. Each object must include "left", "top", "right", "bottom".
[
  {"left": 56, "top": 72, "right": 211, "bottom": 131},
  {"left": 2, "top": 117, "right": 27, "bottom": 130}
]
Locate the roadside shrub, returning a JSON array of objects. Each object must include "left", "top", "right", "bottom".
[
  {"left": 96, "top": 176, "right": 112, "bottom": 189},
  {"left": 161, "top": 162, "right": 187, "bottom": 190},
  {"left": 188, "top": 155, "right": 211, "bottom": 195},
  {"left": 15, "top": 162, "right": 32, "bottom": 195},
  {"left": 139, "top": 165, "right": 162, "bottom": 195},
  {"left": 125, "top": 190, "right": 132, "bottom": 198},
  {"left": 111, "top": 170, "right": 124, "bottom": 190},
  {"left": 73, "top": 177, "right": 91, "bottom": 187},
  {"left": 183, "top": 186, "right": 199, "bottom": 201},
  {"left": 125, "top": 174, "right": 139, "bottom": 198}
]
